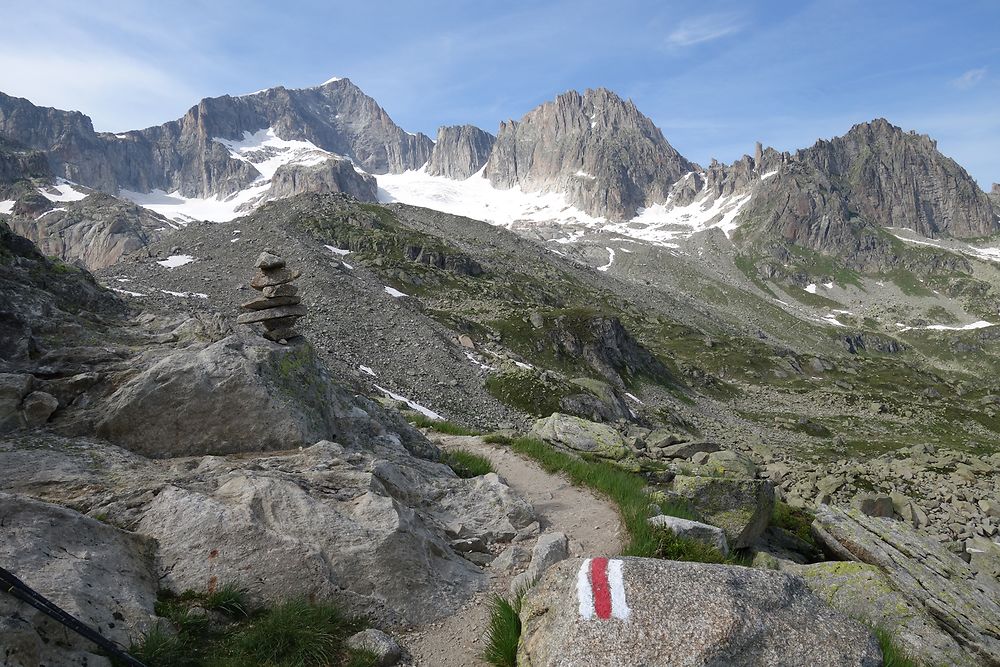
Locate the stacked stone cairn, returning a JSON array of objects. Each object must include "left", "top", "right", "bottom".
[{"left": 237, "top": 249, "right": 306, "bottom": 342}]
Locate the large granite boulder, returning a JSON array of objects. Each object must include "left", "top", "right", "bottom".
[
  {"left": 669, "top": 475, "right": 775, "bottom": 548},
  {"left": 93, "top": 334, "right": 431, "bottom": 458},
  {"left": 530, "top": 413, "right": 627, "bottom": 460},
  {"left": 813, "top": 505, "right": 1000, "bottom": 665},
  {"left": 0, "top": 493, "right": 159, "bottom": 667},
  {"left": 518, "top": 557, "right": 881, "bottom": 666}
]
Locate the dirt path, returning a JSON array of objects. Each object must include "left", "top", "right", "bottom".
[{"left": 399, "top": 434, "right": 623, "bottom": 666}]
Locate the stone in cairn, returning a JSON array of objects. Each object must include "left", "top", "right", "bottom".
[{"left": 237, "top": 250, "right": 306, "bottom": 342}]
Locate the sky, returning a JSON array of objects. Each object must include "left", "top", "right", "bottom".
[{"left": 0, "top": 0, "right": 997, "bottom": 187}]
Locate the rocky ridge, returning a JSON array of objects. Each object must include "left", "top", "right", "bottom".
[{"left": 426, "top": 125, "right": 495, "bottom": 180}]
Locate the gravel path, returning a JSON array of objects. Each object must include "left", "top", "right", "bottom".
[{"left": 400, "top": 433, "right": 623, "bottom": 666}]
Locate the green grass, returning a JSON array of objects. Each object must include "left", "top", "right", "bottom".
[
  {"left": 407, "top": 413, "right": 480, "bottom": 435},
  {"left": 511, "top": 438, "right": 741, "bottom": 563},
  {"left": 483, "top": 433, "right": 513, "bottom": 445},
  {"left": 442, "top": 448, "right": 495, "bottom": 478},
  {"left": 872, "top": 625, "right": 924, "bottom": 667},
  {"left": 483, "top": 593, "right": 523, "bottom": 667},
  {"left": 124, "top": 590, "right": 375, "bottom": 667}
]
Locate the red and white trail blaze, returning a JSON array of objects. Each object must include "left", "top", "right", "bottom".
[{"left": 577, "top": 558, "right": 630, "bottom": 620}]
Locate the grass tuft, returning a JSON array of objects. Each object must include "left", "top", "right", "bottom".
[
  {"left": 872, "top": 625, "right": 923, "bottom": 667},
  {"left": 483, "top": 593, "right": 523, "bottom": 667},
  {"left": 771, "top": 500, "right": 818, "bottom": 549},
  {"left": 204, "top": 583, "right": 248, "bottom": 618},
  {"left": 483, "top": 432, "right": 513, "bottom": 445},
  {"left": 442, "top": 448, "right": 495, "bottom": 478},
  {"left": 222, "top": 600, "right": 356, "bottom": 666}
]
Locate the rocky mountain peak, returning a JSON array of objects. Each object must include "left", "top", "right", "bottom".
[
  {"left": 795, "top": 117, "right": 996, "bottom": 239},
  {"left": 484, "top": 87, "right": 694, "bottom": 221},
  {"left": 426, "top": 125, "right": 495, "bottom": 179}
]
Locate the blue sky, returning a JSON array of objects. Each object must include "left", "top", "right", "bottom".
[{"left": 1, "top": 0, "right": 997, "bottom": 187}]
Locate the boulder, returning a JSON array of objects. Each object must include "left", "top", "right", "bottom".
[
  {"left": 0, "top": 493, "right": 159, "bottom": 667},
  {"left": 20, "top": 390, "right": 58, "bottom": 426},
  {"left": 669, "top": 475, "right": 775, "bottom": 548},
  {"left": 657, "top": 439, "right": 721, "bottom": 459},
  {"left": 255, "top": 251, "right": 286, "bottom": 270},
  {"left": 346, "top": 629, "right": 401, "bottom": 666},
  {"left": 792, "top": 561, "right": 973, "bottom": 667},
  {"left": 250, "top": 267, "right": 301, "bottom": 288},
  {"left": 530, "top": 413, "right": 627, "bottom": 460},
  {"left": 647, "top": 515, "right": 729, "bottom": 556},
  {"left": 94, "top": 335, "right": 430, "bottom": 458},
  {"left": 853, "top": 493, "right": 894, "bottom": 517},
  {"left": 812, "top": 505, "right": 1000, "bottom": 665},
  {"left": 702, "top": 449, "right": 759, "bottom": 477},
  {"left": 518, "top": 557, "right": 881, "bottom": 666}
]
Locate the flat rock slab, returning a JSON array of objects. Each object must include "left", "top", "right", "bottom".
[
  {"left": 519, "top": 557, "right": 881, "bottom": 666},
  {"left": 813, "top": 505, "right": 1000, "bottom": 666},
  {"left": 530, "top": 413, "right": 627, "bottom": 460},
  {"left": 250, "top": 267, "right": 301, "bottom": 288},
  {"left": 236, "top": 304, "right": 306, "bottom": 324},
  {"left": 241, "top": 295, "right": 301, "bottom": 310},
  {"left": 262, "top": 283, "right": 298, "bottom": 297}
]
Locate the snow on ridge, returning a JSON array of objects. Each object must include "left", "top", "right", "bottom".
[
  {"left": 889, "top": 228, "right": 1000, "bottom": 264},
  {"left": 321, "top": 76, "right": 343, "bottom": 85}
]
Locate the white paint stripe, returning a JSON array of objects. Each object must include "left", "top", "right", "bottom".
[
  {"left": 577, "top": 558, "right": 594, "bottom": 619},
  {"left": 608, "top": 559, "right": 630, "bottom": 620}
]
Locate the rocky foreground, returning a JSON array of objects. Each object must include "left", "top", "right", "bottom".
[{"left": 1, "top": 213, "right": 999, "bottom": 667}]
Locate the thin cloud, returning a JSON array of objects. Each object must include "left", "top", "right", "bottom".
[
  {"left": 667, "top": 14, "right": 743, "bottom": 47},
  {"left": 952, "top": 67, "right": 987, "bottom": 90}
]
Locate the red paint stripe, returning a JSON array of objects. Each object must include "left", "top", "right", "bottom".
[{"left": 590, "top": 557, "right": 611, "bottom": 620}]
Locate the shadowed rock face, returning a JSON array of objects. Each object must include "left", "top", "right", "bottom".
[
  {"left": 0, "top": 79, "right": 433, "bottom": 200},
  {"left": 426, "top": 125, "right": 496, "bottom": 179},
  {"left": 484, "top": 88, "right": 694, "bottom": 221}
]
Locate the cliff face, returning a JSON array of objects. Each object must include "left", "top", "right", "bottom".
[
  {"left": 426, "top": 125, "right": 495, "bottom": 179},
  {"left": 0, "top": 79, "right": 433, "bottom": 200},
  {"left": 484, "top": 88, "right": 694, "bottom": 221}
]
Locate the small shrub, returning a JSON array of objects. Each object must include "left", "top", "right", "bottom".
[
  {"left": 483, "top": 593, "right": 522, "bottom": 667},
  {"left": 442, "top": 448, "right": 495, "bottom": 478}
]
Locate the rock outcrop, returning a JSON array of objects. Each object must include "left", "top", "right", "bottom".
[
  {"left": 9, "top": 192, "right": 169, "bottom": 270},
  {"left": 484, "top": 88, "right": 694, "bottom": 221},
  {"left": 426, "top": 125, "right": 495, "bottom": 179},
  {"left": 518, "top": 557, "right": 881, "bottom": 666},
  {"left": 266, "top": 157, "right": 378, "bottom": 202},
  {"left": 667, "top": 475, "right": 775, "bottom": 549},
  {"left": 812, "top": 505, "right": 1000, "bottom": 665}
]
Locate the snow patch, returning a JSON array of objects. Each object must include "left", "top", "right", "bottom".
[
  {"left": 112, "top": 288, "right": 146, "bottom": 297},
  {"left": 36, "top": 207, "right": 66, "bottom": 220},
  {"left": 466, "top": 352, "right": 496, "bottom": 371},
  {"left": 374, "top": 385, "right": 443, "bottom": 420},
  {"left": 325, "top": 245, "right": 351, "bottom": 256},
  {"left": 359, "top": 365, "right": 377, "bottom": 377},
  {"left": 625, "top": 392, "right": 644, "bottom": 404},
  {"left": 39, "top": 179, "right": 88, "bottom": 202},
  {"left": 160, "top": 289, "right": 208, "bottom": 299},
  {"left": 805, "top": 283, "right": 817, "bottom": 294},
  {"left": 597, "top": 247, "right": 615, "bottom": 272},
  {"left": 0, "top": 200, "right": 14, "bottom": 215},
  {"left": 157, "top": 254, "right": 195, "bottom": 269},
  {"left": 514, "top": 361, "right": 534, "bottom": 370},
  {"left": 898, "top": 320, "right": 994, "bottom": 332},
  {"left": 384, "top": 286, "right": 407, "bottom": 298}
]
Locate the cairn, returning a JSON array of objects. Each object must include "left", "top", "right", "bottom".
[{"left": 236, "top": 249, "right": 306, "bottom": 342}]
